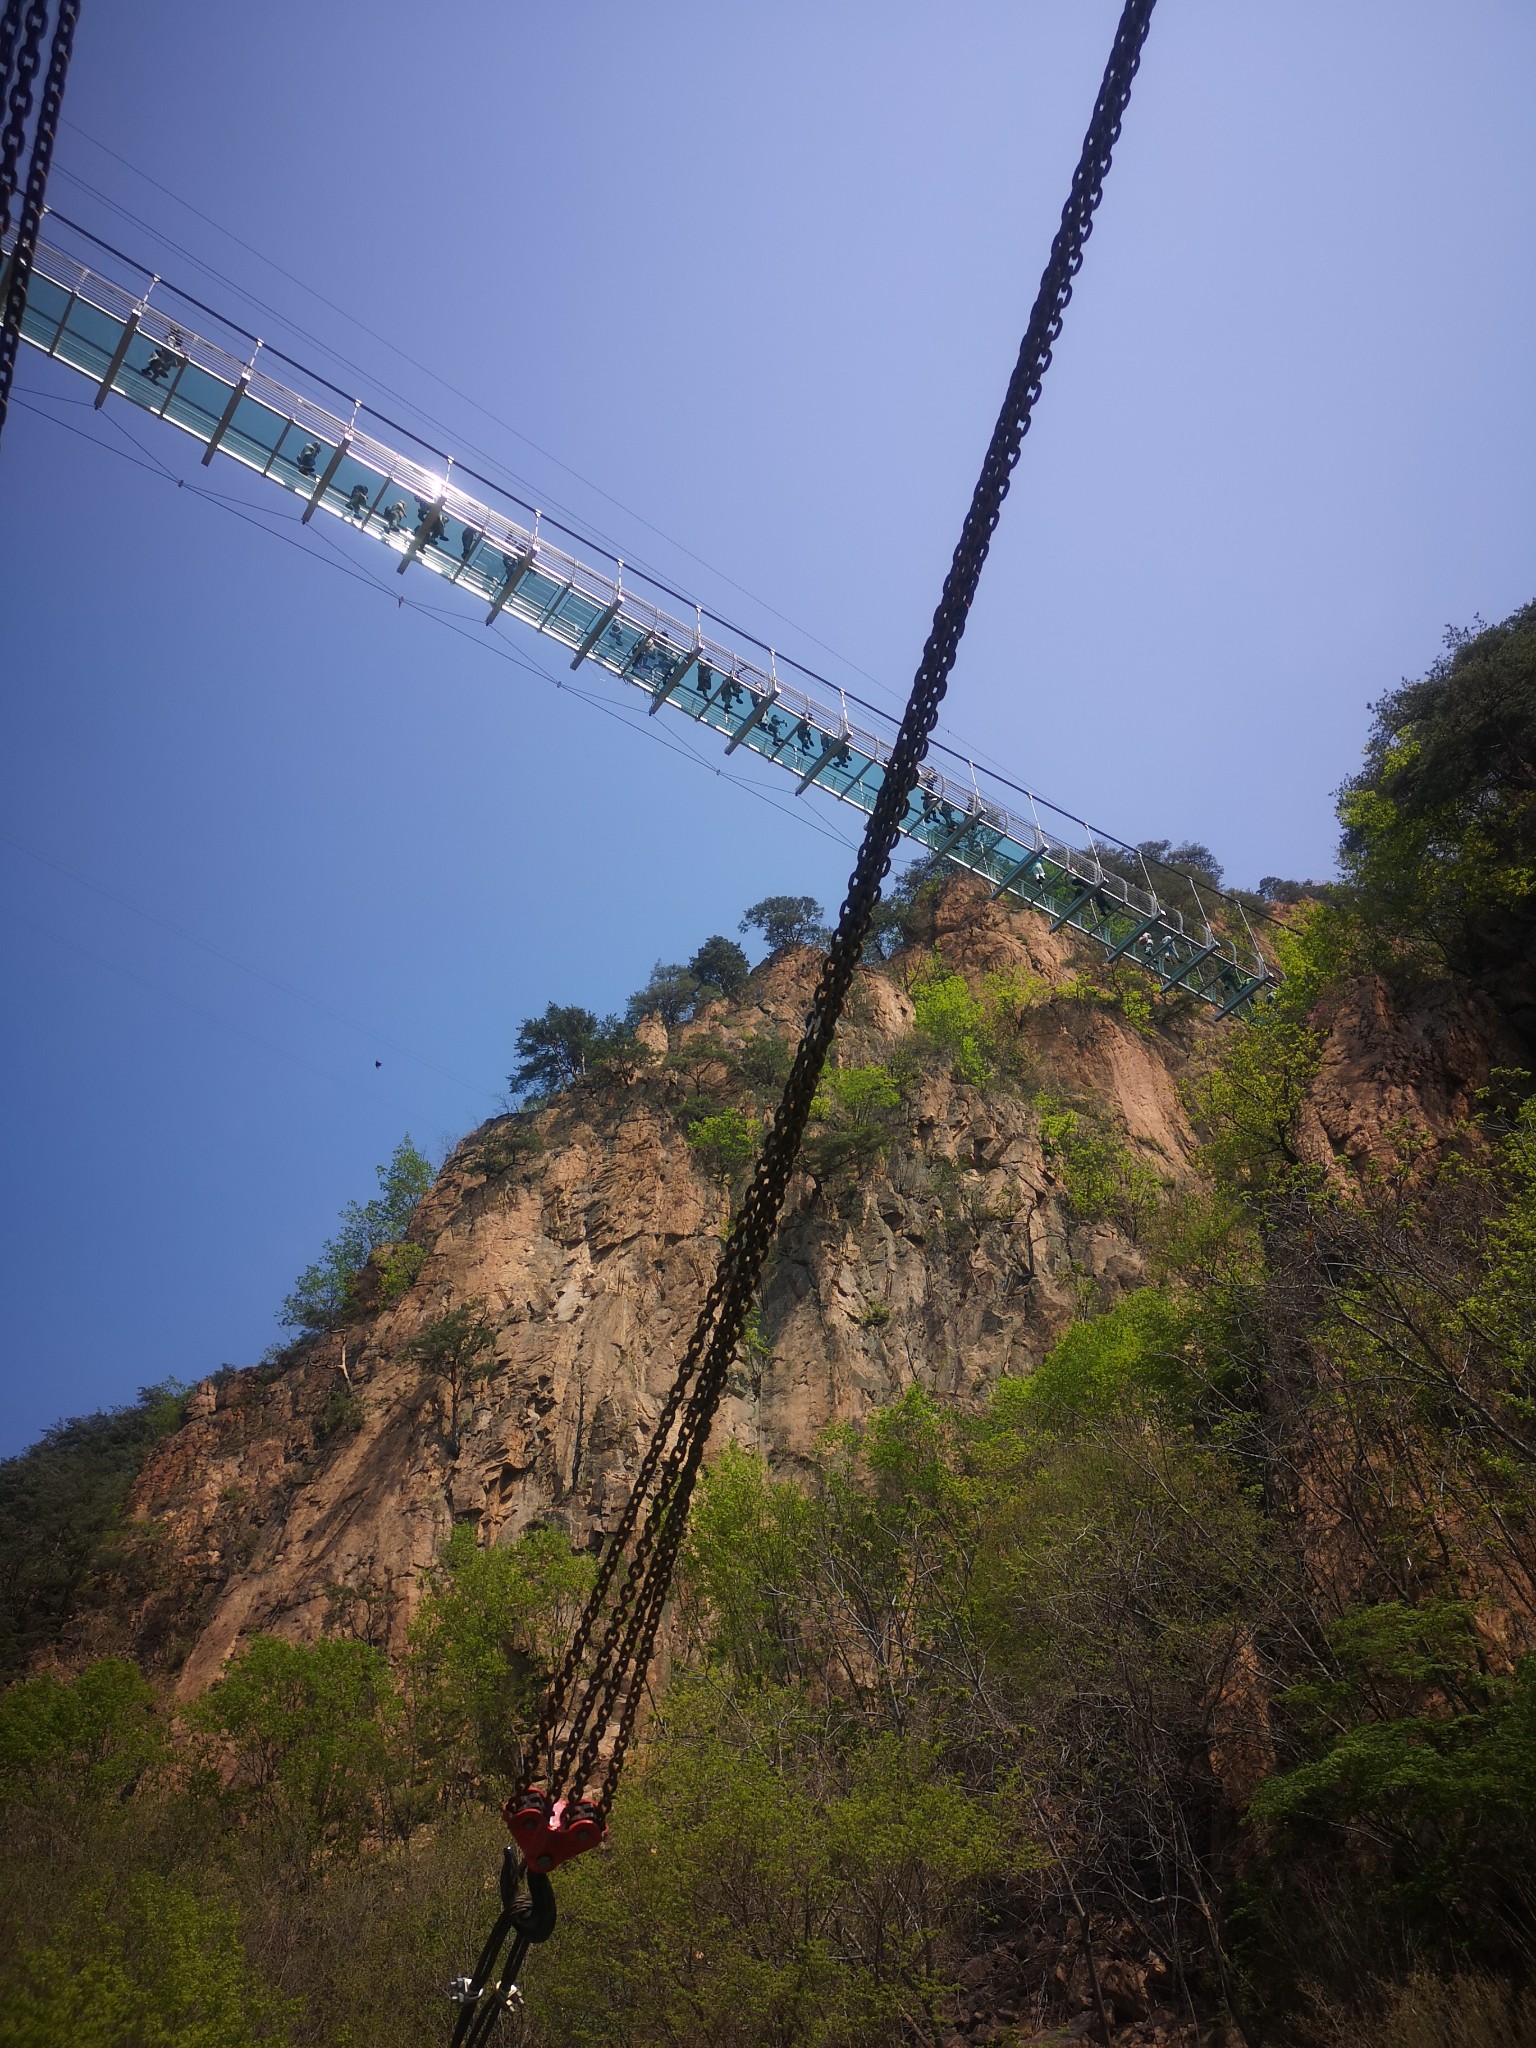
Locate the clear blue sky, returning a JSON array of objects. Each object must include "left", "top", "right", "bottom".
[{"left": 1, "top": 1, "right": 1532, "bottom": 1453}]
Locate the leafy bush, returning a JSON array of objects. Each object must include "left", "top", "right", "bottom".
[
  {"left": 728, "top": 1029, "right": 793, "bottom": 1097},
  {"left": 279, "top": 1137, "right": 433, "bottom": 1336},
  {"left": 377, "top": 1240, "right": 428, "bottom": 1302},
  {"left": 906, "top": 962, "right": 1044, "bottom": 1083},
  {"left": 313, "top": 1386, "right": 365, "bottom": 1445},
  {"left": 687, "top": 1107, "right": 761, "bottom": 1178},
  {"left": 1037, "top": 1095, "right": 1162, "bottom": 1236},
  {"left": 1056, "top": 962, "right": 1156, "bottom": 1032},
  {"left": 474, "top": 1118, "right": 546, "bottom": 1181},
  {"left": 909, "top": 966, "right": 990, "bottom": 1083},
  {"left": 1019, "top": 1287, "right": 1193, "bottom": 1425},
  {"left": 805, "top": 1062, "right": 903, "bottom": 1179},
  {"left": 182, "top": 1634, "right": 397, "bottom": 1853}
]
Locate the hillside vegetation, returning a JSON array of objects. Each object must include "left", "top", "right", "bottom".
[{"left": 1, "top": 603, "right": 1533, "bottom": 2048}]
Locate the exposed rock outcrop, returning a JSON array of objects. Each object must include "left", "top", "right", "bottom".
[{"left": 94, "top": 884, "right": 1517, "bottom": 1696}]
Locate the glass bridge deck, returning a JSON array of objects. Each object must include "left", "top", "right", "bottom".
[{"left": 6, "top": 227, "right": 1274, "bottom": 1021}]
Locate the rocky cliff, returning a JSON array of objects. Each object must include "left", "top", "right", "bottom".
[{"left": 97, "top": 879, "right": 1517, "bottom": 1700}]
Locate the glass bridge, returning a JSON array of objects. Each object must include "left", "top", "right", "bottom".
[{"left": 5, "top": 221, "right": 1275, "bottom": 1021}]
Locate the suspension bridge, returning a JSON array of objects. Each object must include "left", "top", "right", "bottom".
[{"left": 3, "top": 217, "right": 1275, "bottom": 1020}]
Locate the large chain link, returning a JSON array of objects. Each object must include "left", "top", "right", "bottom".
[
  {"left": 0, "top": 0, "right": 78, "bottom": 447},
  {"left": 529, "top": 0, "right": 1159, "bottom": 1818}
]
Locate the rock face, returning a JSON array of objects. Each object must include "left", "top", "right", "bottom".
[
  {"left": 109, "top": 883, "right": 1513, "bottom": 1696},
  {"left": 1298, "top": 970, "right": 1527, "bottom": 1178}
]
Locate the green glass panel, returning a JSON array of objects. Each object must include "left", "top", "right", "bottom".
[
  {"left": 56, "top": 298, "right": 120, "bottom": 378},
  {"left": 18, "top": 272, "right": 68, "bottom": 346},
  {"left": 163, "top": 364, "right": 235, "bottom": 438},
  {"left": 221, "top": 392, "right": 289, "bottom": 467}
]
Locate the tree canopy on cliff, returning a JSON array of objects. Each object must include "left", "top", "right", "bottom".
[
  {"left": 1340, "top": 599, "right": 1536, "bottom": 979},
  {"left": 279, "top": 1136, "right": 433, "bottom": 1337}
]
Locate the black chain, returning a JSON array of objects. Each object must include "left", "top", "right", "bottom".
[
  {"left": 526, "top": 0, "right": 1159, "bottom": 1822},
  {"left": 0, "top": 0, "right": 44, "bottom": 237},
  {"left": 0, "top": 0, "right": 78, "bottom": 448},
  {"left": 0, "top": 1, "right": 30, "bottom": 117}
]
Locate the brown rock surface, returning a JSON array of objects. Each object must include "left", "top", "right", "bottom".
[
  {"left": 1297, "top": 970, "right": 1525, "bottom": 1177},
  {"left": 97, "top": 893, "right": 1516, "bottom": 1696}
]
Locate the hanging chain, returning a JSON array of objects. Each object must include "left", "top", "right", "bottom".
[
  {"left": 0, "top": 0, "right": 79, "bottom": 448},
  {"left": 0, "top": 1, "right": 31, "bottom": 123},
  {"left": 0, "top": 0, "right": 45, "bottom": 236},
  {"left": 529, "top": 0, "right": 1161, "bottom": 1819}
]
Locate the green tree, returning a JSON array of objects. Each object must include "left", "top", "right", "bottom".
[
  {"left": 862, "top": 854, "right": 947, "bottom": 962},
  {"left": 689, "top": 934, "right": 751, "bottom": 999},
  {"left": 182, "top": 1634, "right": 396, "bottom": 1852},
  {"left": 0, "top": 1658, "right": 163, "bottom": 1809},
  {"left": 509, "top": 1004, "right": 637, "bottom": 1098},
  {"left": 626, "top": 961, "right": 700, "bottom": 1026},
  {"left": 280, "top": 1137, "right": 433, "bottom": 1336},
  {"left": 1248, "top": 1606, "right": 1536, "bottom": 1981},
  {"left": 403, "top": 1301, "right": 497, "bottom": 1449},
  {"left": 406, "top": 1522, "right": 595, "bottom": 1788},
  {"left": 529, "top": 1677, "right": 1002, "bottom": 2048},
  {"left": 739, "top": 894, "right": 826, "bottom": 956},
  {"left": 509, "top": 1002, "right": 603, "bottom": 1094},
  {"left": 1339, "top": 601, "right": 1535, "bottom": 983},
  {"left": 687, "top": 1107, "right": 761, "bottom": 1179}
]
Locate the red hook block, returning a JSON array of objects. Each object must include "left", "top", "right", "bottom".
[{"left": 505, "top": 1787, "right": 606, "bottom": 1873}]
